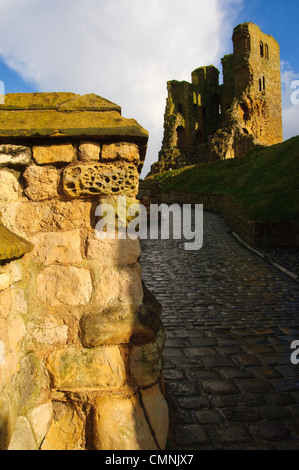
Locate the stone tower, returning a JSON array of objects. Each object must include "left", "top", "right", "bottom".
[{"left": 149, "top": 23, "right": 283, "bottom": 175}]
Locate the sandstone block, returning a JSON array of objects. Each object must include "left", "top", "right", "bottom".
[
  {"left": 16, "top": 199, "right": 93, "bottom": 235},
  {"left": 33, "top": 144, "right": 76, "bottom": 165},
  {"left": 101, "top": 142, "right": 140, "bottom": 164},
  {"left": 28, "top": 402, "right": 53, "bottom": 448},
  {"left": 23, "top": 165, "right": 59, "bottom": 201},
  {"left": 80, "top": 286, "right": 162, "bottom": 347},
  {"left": 0, "top": 170, "right": 19, "bottom": 203},
  {"left": 93, "top": 395, "right": 158, "bottom": 450},
  {"left": 130, "top": 328, "right": 166, "bottom": 387},
  {"left": 41, "top": 404, "right": 84, "bottom": 450},
  {"left": 62, "top": 162, "right": 139, "bottom": 198},
  {"left": 8, "top": 416, "right": 37, "bottom": 450},
  {"left": 29, "top": 230, "right": 82, "bottom": 265},
  {"left": 36, "top": 266, "right": 92, "bottom": 307},
  {"left": 0, "top": 145, "right": 31, "bottom": 166},
  {"left": 86, "top": 236, "right": 141, "bottom": 266},
  {"left": 1, "top": 261, "right": 22, "bottom": 284},
  {"left": 0, "top": 289, "right": 26, "bottom": 389},
  {"left": 78, "top": 141, "right": 101, "bottom": 161},
  {"left": 0, "top": 273, "right": 10, "bottom": 291},
  {"left": 97, "top": 265, "right": 143, "bottom": 308},
  {"left": 141, "top": 384, "right": 169, "bottom": 450},
  {"left": 27, "top": 316, "right": 68, "bottom": 346},
  {"left": 46, "top": 346, "right": 126, "bottom": 391}
]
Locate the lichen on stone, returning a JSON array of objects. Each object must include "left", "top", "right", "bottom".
[{"left": 0, "top": 224, "right": 34, "bottom": 261}]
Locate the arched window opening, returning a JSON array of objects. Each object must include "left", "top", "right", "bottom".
[
  {"left": 265, "top": 44, "right": 269, "bottom": 60},
  {"left": 260, "top": 41, "right": 264, "bottom": 58},
  {"left": 259, "top": 79, "right": 262, "bottom": 92},
  {"left": 263, "top": 76, "right": 266, "bottom": 91}
]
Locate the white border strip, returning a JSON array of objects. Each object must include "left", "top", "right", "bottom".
[{"left": 232, "top": 232, "right": 298, "bottom": 283}]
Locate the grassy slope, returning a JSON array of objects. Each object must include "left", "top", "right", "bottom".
[{"left": 149, "top": 136, "right": 299, "bottom": 223}]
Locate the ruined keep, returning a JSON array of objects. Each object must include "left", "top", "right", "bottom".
[
  {"left": 0, "top": 92, "right": 169, "bottom": 450},
  {"left": 149, "top": 23, "right": 283, "bottom": 175}
]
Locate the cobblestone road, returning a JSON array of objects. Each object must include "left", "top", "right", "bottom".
[{"left": 140, "top": 211, "right": 299, "bottom": 450}]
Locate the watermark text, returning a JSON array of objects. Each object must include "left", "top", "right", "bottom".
[
  {"left": 290, "top": 340, "right": 299, "bottom": 365},
  {"left": 291, "top": 80, "right": 299, "bottom": 105},
  {"left": 95, "top": 197, "right": 203, "bottom": 251}
]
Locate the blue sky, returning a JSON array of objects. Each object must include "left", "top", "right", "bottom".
[{"left": 0, "top": 0, "right": 298, "bottom": 175}]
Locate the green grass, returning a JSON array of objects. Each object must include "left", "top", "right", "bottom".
[{"left": 149, "top": 136, "right": 299, "bottom": 223}]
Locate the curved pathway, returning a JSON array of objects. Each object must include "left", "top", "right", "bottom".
[{"left": 140, "top": 211, "right": 299, "bottom": 450}]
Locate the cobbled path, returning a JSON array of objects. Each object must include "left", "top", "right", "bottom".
[{"left": 140, "top": 211, "right": 299, "bottom": 450}]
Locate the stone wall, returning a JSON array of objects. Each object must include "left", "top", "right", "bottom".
[
  {"left": 0, "top": 93, "right": 168, "bottom": 450},
  {"left": 160, "top": 191, "right": 299, "bottom": 248}
]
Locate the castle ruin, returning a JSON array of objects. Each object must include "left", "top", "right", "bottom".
[{"left": 149, "top": 23, "right": 283, "bottom": 175}]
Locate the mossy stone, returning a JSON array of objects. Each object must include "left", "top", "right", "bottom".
[{"left": 0, "top": 224, "right": 34, "bottom": 261}]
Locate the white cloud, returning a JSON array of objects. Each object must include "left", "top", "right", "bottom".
[
  {"left": 281, "top": 61, "right": 299, "bottom": 141},
  {"left": 0, "top": 0, "right": 244, "bottom": 176}
]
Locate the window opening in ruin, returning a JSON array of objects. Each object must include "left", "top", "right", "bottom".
[
  {"left": 263, "top": 76, "right": 266, "bottom": 91},
  {"left": 210, "top": 94, "right": 220, "bottom": 117},
  {"left": 176, "top": 126, "right": 185, "bottom": 149},
  {"left": 177, "top": 104, "right": 183, "bottom": 114},
  {"left": 259, "top": 79, "right": 262, "bottom": 92},
  {"left": 195, "top": 129, "right": 204, "bottom": 147},
  {"left": 265, "top": 44, "right": 269, "bottom": 60},
  {"left": 240, "top": 103, "right": 250, "bottom": 121},
  {"left": 260, "top": 41, "right": 264, "bottom": 58}
]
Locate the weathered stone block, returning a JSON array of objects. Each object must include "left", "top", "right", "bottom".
[
  {"left": 46, "top": 346, "right": 126, "bottom": 391},
  {"left": 93, "top": 395, "right": 158, "bottom": 450},
  {"left": 23, "top": 165, "right": 59, "bottom": 201},
  {"left": 0, "top": 170, "right": 19, "bottom": 203},
  {"left": 41, "top": 403, "right": 84, "bottom": 450},
  {"left": 28, "top": 403, "right": 53, "bottom": 448},
  {"left": 29, "top": 230, "right": 82, "bottom": 265},
  {"left": 141, "top": 384, "right": 169, "bottom": 450},
  {"left": 78, "top": 141, "right": 101, "bottom": 161},
  {"left": 27, "top": 316, "right": 68, "bottom": 346},
  {"left": 0, "top": 289, "right": 26, "bottom": 392},
  {"left": 0, "top": 145, "right": 31, "bottom": 166},
  {"left": 33, "top": 144, "right": 76, "bottom": 165},
  {"left": 101, "top": 142, "right": 140, "bottom": 164},
  {"left": 15, "top": 199, "right": 93, "bottom": 235},
  {"left": 86, "top": 236, "right": 141, "bottom": 266},
  {"left": 130, "top": 328, "right": 166, "bottom": 387},
  {"left": 36, "top": 266, "right": 92, "bottom": 307},
  {"left": 97, "top": 265, "right": 143, "bottom": 308},
  {"left": 62, "top": 162, "right": 139, "bottom": 198},
  {"left": 80, "top": 285, "right": 162, "bottom": 347},
  {"left": 0, "top": 273, "right": 10, "bottom": 291},
  {"left": 8, "top": 416, "right": 37, "bottom": 450}
]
